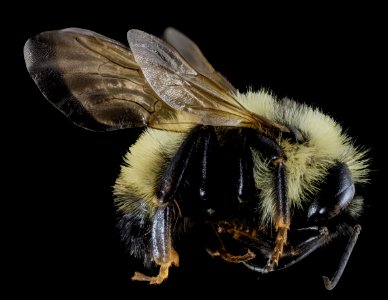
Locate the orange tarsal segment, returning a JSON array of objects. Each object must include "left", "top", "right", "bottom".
[
  {"left": 207, "top": 248, "right": 256, "bottom": 263},
  {"left": 131, "top": 248, "right": 179, "bottom": 285},
  {"left": 266, "top": 218, "right": 290, "bottom": 271}
]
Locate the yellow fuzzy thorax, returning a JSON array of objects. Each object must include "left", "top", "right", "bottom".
[
  {"left": 114, "top": 89, "right": 369, "bottom": 225},
  {"left": 237, "top": 90, "right": 369, "bottom": 224}
]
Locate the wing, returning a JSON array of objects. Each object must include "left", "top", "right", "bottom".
[
  {"left": 128, "top": 29, "right": 287, "bottom": 132},
  {"left": 163, "top": 27, "right": 237, "bottom": 94},
  {"left": 24, "top": 28, "right": 197, "bottom": 131}
]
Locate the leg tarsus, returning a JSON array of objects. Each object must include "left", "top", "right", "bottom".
[
  {"left": 207, "top": 247, "right": 256, "bottom": 263},
  {"left": 132, "top": 248, "right": 179, "bottom": 285},
  {"left": 132, "top": 205, "right": 179, "bottom": 285},
  {"left": 265, "top": 222, "right": 289, "bottom": 271},
  {"left": 132, "top": 265, "right": 171, "bottom": 285},
  {"left": 206, "top": 222, "right": 256, "bottom": 263}
]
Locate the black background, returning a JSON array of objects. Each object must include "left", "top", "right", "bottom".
[{"left": 7, "top": 2, "right": 385, "bottom": 298}]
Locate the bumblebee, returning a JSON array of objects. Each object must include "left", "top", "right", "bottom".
[{"left": 24, "top": 27, "right": 369, "bottom": 290}]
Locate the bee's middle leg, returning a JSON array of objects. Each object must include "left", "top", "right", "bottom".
[{"left": 205, "top": 222, "right": 256, "bottom": 263}]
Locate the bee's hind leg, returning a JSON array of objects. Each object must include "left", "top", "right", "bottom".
[
  {"left": 132, "top": 126, "right": 213, "bottom": 284},
  {"left": 132, "top": 205, "right": 179, "bottom": 284}
]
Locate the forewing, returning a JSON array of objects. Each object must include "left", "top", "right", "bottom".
[
  {"left": 24, "top": 28, "right": 192, "bottom": 131},
  {"left": 128, "top": 29, "right": 286, "bottom": 132},
  {"left": 163, "top": 27, "right": 237, "bottom": 94}
]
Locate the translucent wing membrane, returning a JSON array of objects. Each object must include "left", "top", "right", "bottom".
[
  {"left": 24, "top": 28, "right": 186, "bottom": 131},
  {"left": 128, "top": 29, "right": 285, "bottom": 131},
  {"left": 24, "top": 27, "right": 286, "bottom": 133},
  {"left": 163, "top": 27, "right": 237, "bottom": 93}
]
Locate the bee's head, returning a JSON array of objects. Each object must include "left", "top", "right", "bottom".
[{"left": 307, "top": 162, "right": 361, "bottom": 222}]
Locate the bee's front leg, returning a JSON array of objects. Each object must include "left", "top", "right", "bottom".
[
  {"left": 248, "top": 131, "right": 290, "bottom": 271},
  {"left": 265, "top": 156, "right": 290, "bottom": 271}
]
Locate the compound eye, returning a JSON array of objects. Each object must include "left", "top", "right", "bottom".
[{"left": 307, "top": 163, "right": 355, "bottom": 221}]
